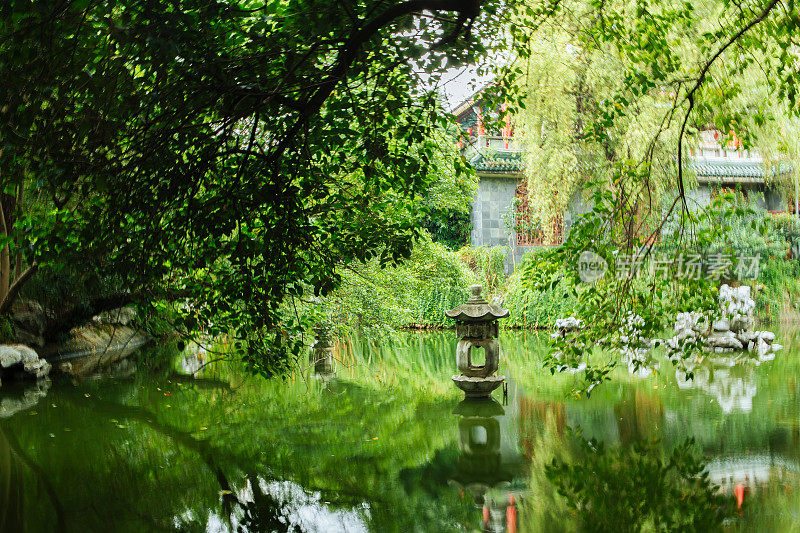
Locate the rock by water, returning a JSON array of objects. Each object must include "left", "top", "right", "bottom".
[
  {"left": 0, "top": 344, "right": 51, "bottom": 381},
  {"left": 667, "top": 284, "right": 781, "bottom": 358}
]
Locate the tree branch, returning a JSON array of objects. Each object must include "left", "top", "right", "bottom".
[
  {"left": 268, "top": 0, "right": 483, "bottom": 165},
  {"left": 676, "top": 0, "right": 780, "bottom": 212},
  {"left": 0, "top": 262, "right": 37, "bottom": 316}
]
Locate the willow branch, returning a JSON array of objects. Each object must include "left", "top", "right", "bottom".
[{"left": 676, "top": 0, "right": 781, "bottom": 212}]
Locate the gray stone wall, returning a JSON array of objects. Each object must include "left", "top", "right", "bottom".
[
  {"left": 469, "top": 177, "right": 788, "bottom": 274},
  {"left": 766, "top": 188, "right": 784, "bottom": 211},
  {"left": 469, "top": 174, "right": 576, "bottom": 273},
  {"left": 470, "top": 175, "right": 519, "bottom": 249},
  {"left": 685, "top": 187, "right": 712, "bottom": 211},
  {"left": 686, "top": 183, "right": 786, "bottom": 211},
  {"left": 469, "top": 175, "right": 521, "bottom": 273}
]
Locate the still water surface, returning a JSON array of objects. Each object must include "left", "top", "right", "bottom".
[{"left": 0, "top": 329, "right": 798, "bottom": 532}]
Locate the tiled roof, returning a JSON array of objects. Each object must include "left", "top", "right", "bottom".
[
  {"left": 459, "top": 108, "right": 478, "bottom": 131},
  {"left": 470, "top": 152, "right": 524, "bottom": 174},
  {"left": 690, "top": 160, "right": 793, "bottom": 182},
  {"left": 469, "top": 151, "right": 793, "bottom": 180}
]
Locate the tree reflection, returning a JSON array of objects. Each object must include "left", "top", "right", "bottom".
[
  {"left": 0, "top": 428, "right": 25, "bottom": 532},
  {"left": 543, "top": 433, "right": 732, "bottom": 532}
]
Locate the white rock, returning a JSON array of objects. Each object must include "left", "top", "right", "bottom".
[
  {"left": 675, "top": 312, "right": 704, "bottom": 333},
  {"left": 713, "top": 318, "right": 730, "bottom": 332},
  {"left": 0, "top": 345, "right": 21, "bottom": 368},
  {"left": 564, "top": 362, "right": 587, "bottom": 374},
  {"left": 756, "top": 337, "right": 771, "bottom": 357},
  {"left": 23, "top": 359, "right": 50, "bottom": 379},
  {"left": 737, "top": 331, "right": 758, "bottom": 343},
  {"left": 729, "top": 315, "right": 753, "bottom": 333},
  {"left": 555, "top": 317, "right": 583, "bottom": 330},
  {"left": 13, "top": 345, "right": 39, "bottom": 364},
  {"left": 708, "top": 334, "right": 743, "bottom": 350},
  {"left": 757, "top": 331, "right": 776, "bottom": 342}
]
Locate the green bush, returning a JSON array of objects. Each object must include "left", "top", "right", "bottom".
[
  {"left": 322, "top": 234, "right": 477, "bottom": 333},
  {"left": 754, "top": 257, "right": 800, "bottom": 322},
  {"left": 503, "top": 248, "right": 578, "bottom": 328},
  {"left": 457, "top": 245, "right": 508, "bottom": 294},
  {"left": 659, "top": 191, "right": 792, "bottom": 259},
  {"left": 768, "top": 211, "right": 800, "bottom": 245},
  {"left": 421, "top": 208, "right": 471, "bottom": 250}
]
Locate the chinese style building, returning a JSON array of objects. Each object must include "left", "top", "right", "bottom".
[{"left": 453, "top": 95, "right": 793, "bottom": 272}]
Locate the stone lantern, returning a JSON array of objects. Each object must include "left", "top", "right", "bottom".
[
  {"left": 310, "top": 326, "right": 335, "bottom": 377},
  {"left": 446, "top": 284, "right": 508, "bottom": 398}
]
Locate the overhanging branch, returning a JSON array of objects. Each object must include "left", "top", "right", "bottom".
[
  {"left": 268, "top": 0, "right": 483, "bottom": 165},
  {"left": 675, "top": 0, "right": 780, "bottom": 212}
]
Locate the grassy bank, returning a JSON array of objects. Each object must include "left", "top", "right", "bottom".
[
  {"left": 319, "top": 234, "right": 577, "bottom": 334},
  {"left": 319, "top": 200, "right": 800, "bottom": 338}
]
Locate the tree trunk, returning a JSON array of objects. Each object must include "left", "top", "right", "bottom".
[
  {"left": 0, "top": 199, "right": 11, "bottom": 305},
  {"left": 13, "top": 184, "right": 23, "bottom": 281}
]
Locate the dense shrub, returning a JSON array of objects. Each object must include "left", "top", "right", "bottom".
[
  {"left": 457, "top": 245, "right": 508, "bottom": 294},
  {"left": 504, "top": 274, "right": 578, "bottom": 328},
  {"left": 754, "top": 257, "right": 800, "bottom": 322},
  {"left": 422, "top": 209, "right": 471, "bottom": 250},
  {"left": 503, "top": 248, "right": 578, "bottom": 328},
  {"left": 322, "top": 235, "right": 477, "bottom": 333},
  {"left": 659, "top": 192, "right": 796, "bottom": 259}
]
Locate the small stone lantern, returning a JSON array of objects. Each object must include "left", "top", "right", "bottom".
[
  {"left": 310, "top": 326, "right": 335, "bottom": 376},
  {"left": 446, "top": 285, "right": 508, "bottom": 398}
]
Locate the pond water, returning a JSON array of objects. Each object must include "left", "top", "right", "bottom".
[{"left": 0, "top": 328, "right": 798, "bottom": 532}]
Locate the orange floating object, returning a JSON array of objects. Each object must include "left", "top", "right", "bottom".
[
  {"left": 506, "top": 504, "right": 517, "bottom": 533},
  {"left": 734, "top": 483, "right": 745, "bottom": 509}
]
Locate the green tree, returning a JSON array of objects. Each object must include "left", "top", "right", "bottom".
[
  {"left": 0, "top": 0, "right": 514, "bottom": 372},
  {"left": 501, "top": 0, "right": 800, "bottom": 391}
]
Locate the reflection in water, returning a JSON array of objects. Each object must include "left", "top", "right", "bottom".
[
  {"left": 541, "top": 432, "right": 733, "bottom": 532},
  {"left": 0, "top": 428, "right": 24, "bottom": 532},
  {"left": 450, "top": 399, "right": 507, "bottom": 506},
  {"left": 311, "top": 326, "right": 336, "bottom": 377},
  {"left": 175, "top": 476, "right": 370, "bottom": 532},
  {"left": 614, "top": 390, "right": 664, "bottom": 446},
  {"left": 0, "top": 381, "right": 49, "bottom": 419},
  {"left": 676, "top": 356, "right": 758, "bottom": 413},
  {"left": 708, "top": 454, "right": 800, "bottom": 513},
  {"left": 0, "top": 329, "right": 796, "bottom": 531},
  {"left": 449, "top": 399, "right": 525, "bottom": 533}
]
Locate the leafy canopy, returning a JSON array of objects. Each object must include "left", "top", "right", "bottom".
[{"left": 0, "top": 0, "right": 514, "bottom": 372}]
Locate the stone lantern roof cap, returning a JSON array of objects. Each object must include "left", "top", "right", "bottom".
[{"left": 445, "top": 285, "right": 510, "bottom": 322}]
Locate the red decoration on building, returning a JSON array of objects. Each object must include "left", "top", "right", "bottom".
[
  {"left": 502, "top": 103, "right": 513, "bottom": 149},
  {"left": 477, "top": 107, "right": 486, "bottom": 146},
  {"left": 515, "top": 182, "right": 563, "bottom": 246},
  {"left": 734, "top": 483, "right": 745, "bottom": 510}
]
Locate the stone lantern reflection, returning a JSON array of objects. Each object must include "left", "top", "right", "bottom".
[
  {"left": 449, "top": 399, "right": 517, "bottom": 532},
  {"left": 446, "top": 285, "right": 508, "bottom": 398},
  {"left": 452, "top": 399, "right": 506, "bottom": 502}
]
